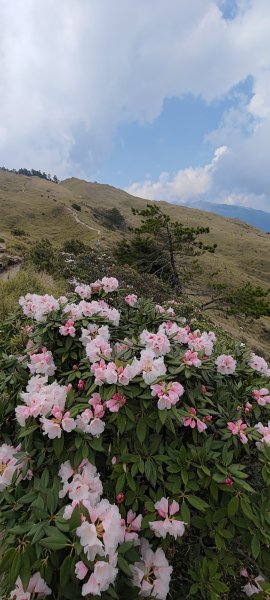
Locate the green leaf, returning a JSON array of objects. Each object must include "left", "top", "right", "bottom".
[
  {"left": 187, "top": 496, "right": 210, "bottom": 512},
  {"left": 115, "top": 473, "right": 126, "bottom": 495},
  {"left": 227, "top": 495, "right": 239, "bottom": 518},
  {"left": 117, "top": 555, "right": 132, "bottom": 576},
  {"left": 136, "top": 418, "right": 147, "bottom": 444},
  {"left": 53, "top": 435, "right": 64, "bottom": 458},
  {"left": 251, "top": 536, "right": 261, "bottom": 559},
  {"left": 60, "top": 555, "right": 74, "bottom": 587}
]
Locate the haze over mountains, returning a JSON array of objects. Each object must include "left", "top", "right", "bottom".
[{"left": 185, "top": 200, "right": 270, "bottom": 233}]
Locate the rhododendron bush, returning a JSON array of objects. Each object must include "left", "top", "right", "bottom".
[{"left": 1, "top": 278, "right": 270, "bottom": 599}]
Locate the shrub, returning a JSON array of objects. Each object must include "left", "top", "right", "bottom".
[
  {"left": 11, "top": 227, "right": 26, "bottom": 237},
  {"left": 1, "top": 279, "right": 270, "bottom": 599},
  {"left": 72, "top": 203, "right": 82, "bottom": 212},
  {"left": 62, "top": 239, "right": 89, "bottom": 255}
]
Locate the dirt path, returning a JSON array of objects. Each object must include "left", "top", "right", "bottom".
[
  {"left": 0, "top": 263, "right": 21, "bottom": 281},
  {"left": 65, "top": 207, "right": 101, "bottom": 235}
]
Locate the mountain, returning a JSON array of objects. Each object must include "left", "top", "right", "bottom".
[
  {"left": 0, "top": 170, "right": 269, "bottom": 356},
  {"left": 185, "top": 200, "right": 270, "bottom": 233}
]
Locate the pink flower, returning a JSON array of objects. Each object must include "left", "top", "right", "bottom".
[
  {"left": 242, "top": 575, "right": 265, "bottom": 597},
  {"left": 75, "top": 284, "right": 92, "bottom": 299},
  {"left": 101, "top": 277, "right": 119, "bottom": 293},
  {"left": 86, "top": 336, "right": 112, "bottom": 363},
  {"left": 28, "top": 347, "right": 56, "bottom": 377},
  {"left": 59, "top": 319, "right": 76, "bottom": 337},
  {"left": 59, "top": 460, "right": 103, "bottom": 505},
  {"left": 125, "top": 294, "right": 138, "bottom": 307},
  {"left": 151, "top": 381, "right": 184, "bottom": 410},
  {"left": 252, "top": 388, "right": 270, "bottom": 406},
  {"left": 75, "top": 561, "right": 89, "bottom": 580},
  {"left": 131, "top": 538, "right": 172, "bottom": 600},
  {"left": 40, "top": 409, "right": 76, "bottom": 439},
  {"left": 19, "top": 293, "right": 60, "bottom": 322},
  {"left": 106, "top": 393, "right": 126, "bottom": 412},
  {"left": 245, "top": 402, "right": 252, "bottom": 414},
  {"left": 255, "top": 421, "right": 270, "bottom": 448},
  {"left": 227, "top": 420, "right": 248, "bottom": 444},
  {"left": 10, "top": 573, "right": 51, "bottom": 599},
  {"left": 183, "top": 350, "right": 201, "bottom": 367},
  {"left": 90, "top": 279, "right": 103, "bottom": 293},
  {"left": 76, "top": 499, "right": 123, "bottom": 561},
  {"left": 249, "top": 353, "right": 270, "bottom": 376},
  {"left": 183, "top": 408, "right": 207, "bottom": 432},
  {"left": 80, "top": 555, "right": 118, "bottom": 597},
  {"left": 121, "top": 510, "right": 142, "bottom": 543},
  {"left": 139, "top": 349, "right": 167, "bottom": 384},
  {"left": 215, "top": 354, "right": 236, "bottom": 375},
  {"left": 140, "top": 329, "right": 171, "bottom": 357},
  {"left": 150, "top": 498, "right": 185, "bottom": 540}
]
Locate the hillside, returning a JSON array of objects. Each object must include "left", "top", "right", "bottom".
[
  {"left": 186, "top": 200, "right": 270, "bottom": 233},
  {"left": 0, "top": 170, "right": 269, "bottom": 356}
]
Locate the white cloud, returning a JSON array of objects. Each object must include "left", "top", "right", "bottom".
[
  {"left": 127, "top": 146, "right": 227, "bottom": 201},
  {"left": 0, "top": 0, "right": 269, "bottom": 207}
]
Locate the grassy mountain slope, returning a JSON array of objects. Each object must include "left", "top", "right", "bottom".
[{"left": 0, "top": 171, "right": 269, "bottom": 355}]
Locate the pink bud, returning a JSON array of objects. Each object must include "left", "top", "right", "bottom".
[
  {"left": 77, "top": 379, "right": 85, "bottom": 391},
  {"left": 240, "top": 569, "right": 249, "bottom": 578},
  {"left": 116, "top": 492, "right": 125, "bottom": 504},
  {"left": 224, "top": 477, "right": 234, "bottom": 487},
  {"left": 111, "top": 456, "right": 117, "bottom": 465},
  {"left": 201, "top": 385, "right": 207, "bottom": 395},
  {"left": 205, "top": 415, "right": 212, "bottom": 422},
  {"left": 73, "top": 364, "right": 79, "bottom": 371}
]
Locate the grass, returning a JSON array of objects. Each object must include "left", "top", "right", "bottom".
[
  {"left": 0, "top": 170, "right": 269, "bottom": 356},
  {"left": 0, "top": 267, "right": 66, "bottom": 323}
]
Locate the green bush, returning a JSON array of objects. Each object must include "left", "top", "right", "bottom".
[
  {"left": 1, "top": 280, "right": 270, "bottom": 599},
  {"left": 71, "top": 203, "right": 81, "bottom": 212}
]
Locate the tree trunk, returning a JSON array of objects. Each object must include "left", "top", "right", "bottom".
[{"left": 166, "top": 225, "right": 182, "bottom": 293}]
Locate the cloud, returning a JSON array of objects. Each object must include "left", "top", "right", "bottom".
[
  {"left": 127, "top": 146, "right": 227, "bottom": 201},
  {"left": 0, "top": 0, "right": 269, "bottom": 205}
]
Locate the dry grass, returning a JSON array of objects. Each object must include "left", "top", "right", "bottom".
[{"left": 0, "top": 171, "right": 269, "bottom": 355}]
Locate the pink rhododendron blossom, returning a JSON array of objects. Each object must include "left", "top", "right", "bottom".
[
  {"left": 150, "top": 498, "right": 185, "bottom": 540},
  {"left": 116, "top": 492, "right": 125, "bottom": 504},
  {"left": 10, "top": 572, "right": 51, "bottom": 599},
  {"left": 131, "top": 538, "right": 172, "bottom": 600},
  {"left": 0, "top": 444, "right": 25, "bottom": 491},
  {"left": 183, "top": 408, "right": 207, "bottom": 432},
  {"left": 28, "top": 347, "right": 56, "bottom": 377},
  {"left": 255, "top": 421, "right": 270, "bottom": 448},
  {"left": 121, "top": 510, "right": 142, "bottom": 543},
  {"left": 75, "top": 561, "right": 89, "bottom": 580},
  {"left": 16, "top": 377, "right": 68, "bottom": 425},
  {"left": 40, "top": 409, "right": 76, "bottom": 439},
  {"left": 242, "top": 575, "right": 265, "bottom": 597},
  {"left": 125, "top": 294, "right": 138, "bottom": 307},
  {"left": 188, "top": 329, "right": 216, "bottom": 356},
  {"left": 79, "top": 555, "right": 118, "bottom": 597},
  {"left": 252, "top": 388, "right": 270, "bottom": 406},
  {"left": 245, "top": 402, "right": 252, "bottom": 414},
  {"left": 76, "top": 409, "right": 105, "bottom": 437},
  {"left": 227, "top": 420, "right": 248, "bottom": 444},
  {"left": 80, "top": 324, "right": 110, "bottom": 347},
  {"left": 150, "top": 381, "right": 184, "bottom": 410},
  {"left": 249, "top": 353, "right": 270, "bottom": 376},
  {"left": 101, "top": 277, "right": 119, "bottom": 293},
  {"left": 59, "top": 460, "right": 103, "bottom": 505},
  {"left": 91, "top": 279, "right": 103, "bottom": 293},
  {"left": 215, "top": 354, "right": 236, "bottom": 375},
  {"left": 183, "top": 350, "right": 201, "bottom": 367},
  {"left": 63, "top": 302, "right": 83, "bottom": 321},
  {"left": 106, "top": 393, "right": 126, "bottom": 412},
  {"left": 59, "top": 319, "right": 76, "bottom": 337},
  {"left": 139, "top": 349, "right": 167, "bottom": 384},
  {"left": 75, "top": 284, "right": 92, "bottom": 299},
  {"left": 86, "top": 336, "right": 112, "bottom": 363},
  {"left": 140, "top": 330, "right": 171, "bottom": 357},
  {"left": 19, "top": 293, "right": 60, "bottom": 322},
  {"left": 76, "top": 499, "right": 123, "bottom": 561}
]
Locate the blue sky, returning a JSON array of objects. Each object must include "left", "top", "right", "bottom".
[{"left": 0, "top": 0, "right": 270, "bottom": 211}]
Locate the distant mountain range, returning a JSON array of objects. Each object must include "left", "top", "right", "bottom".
[{"left": 185, "top": 201, "right": 270, "bottom": 233}]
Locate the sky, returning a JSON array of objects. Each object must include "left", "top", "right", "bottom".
[{"left": 0, "top": 0, "right": 270, "bottom": 211}]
